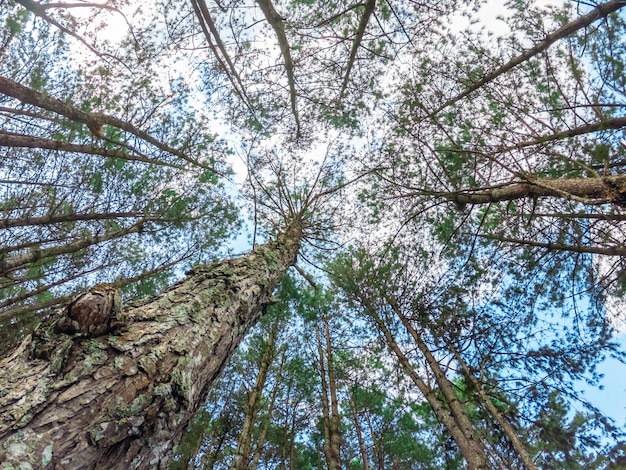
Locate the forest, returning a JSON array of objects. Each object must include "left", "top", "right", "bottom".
[{"left": 0, "top": 0, "right": 625, "bottom": 468}]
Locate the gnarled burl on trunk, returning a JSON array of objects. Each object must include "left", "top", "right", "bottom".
[{"left": 0, "top": 222, "right": 302, "bottom": 469}]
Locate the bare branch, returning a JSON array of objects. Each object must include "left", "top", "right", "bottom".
[
  {"left": 0, "top": 130, "right": 184, "bottom": 169},
  {"left": 1, "top": 222, "right": 144, "bottom": 274},
  {"left": 0, "top": 76, "right": 218, "bottom": 172},
  {"left": 15, "top": 0, "right": 102, "bottom": 56},
  {"left": 256, "top": 0, "right": 301, "bottom": 137},
  {"left": 504, "top": 116, "right": 626, "bottom": 152},
  {"left": 189, "top": 0, "right": 252, "bottom": 110},
  {"left": 340, "top": 0, "right": 376, "bottom": 96},
  {"left": 473, "top": 233, "right": 626, "bottom": 256},
  {"left": 425, "top": 0, "right": 626, "bottom": 119}
]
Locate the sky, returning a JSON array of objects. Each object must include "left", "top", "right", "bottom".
[{"left": 57, "top": 0, "right": 626, "bottom": 439}]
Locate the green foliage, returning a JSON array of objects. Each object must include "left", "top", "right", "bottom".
[{"left": 2, "top": 0, "right": 626, "bottom": 467}]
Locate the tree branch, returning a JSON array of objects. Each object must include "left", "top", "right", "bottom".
[
  {"left": 0, "top": 76, "right": 218, "bottom": 172},
  {"left": 428, "top": 175, "right": 626, "bottom": 207},
  {"left": 189, "top": 0, "right": 252, "bottom": 110},
  {"left": 340, "top": 0, "right": 375, "bottom": 96},
  {"left": 256, "top": 0, "right": 301, "bottom": 137},
  {"left": 474, "top": 234, "right": 626, "bottom": 256},
  {"left": 425, "top": 0, "right": 626, "bottom": 119},
  {"left": 0, "top": 130, "right": 183, "bottom": 169}
]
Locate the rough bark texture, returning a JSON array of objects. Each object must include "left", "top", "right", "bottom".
[
  {"left": 441, "top": 175, "right": 626, "bottom": 206},
  {"left": 0, "top": 223, "right": 302, "bottom": 469}
]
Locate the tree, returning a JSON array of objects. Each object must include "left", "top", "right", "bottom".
[
  {"left": 0, "top": 220, "right": 302, "bottom": 468},
  {"left": 1, "top": 0, "right": 626, "bottom": 468},
  {"left": 364, "top": 1, "right": 626, "bottom": 287}
]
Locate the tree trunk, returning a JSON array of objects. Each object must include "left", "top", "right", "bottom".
[
  {"left": 323, "top": 317, "right": 343, "bottom": 470},
  {"left": 249, "top": 350, "right": 284, "bottom": 470},
  {"left": 348, "top": 387, "right": 370, "bottom": 470},
  {"left": 365, "top": 301, "right": 489, "bottom": 470},
  {"left": 448, "top": 342, "right": 538, "bottom": 470},
  {"left": 386, "top": 296, "right": 489, "bottom": 467},
  {"left": 0, "top": 222, "right": 302, "bottom": 469},
  {"left": 316, "top": 320, "right": 342, "bottom": 470},
  {"left": 230, "top": 318, "right": 279, "bottom": 470}
]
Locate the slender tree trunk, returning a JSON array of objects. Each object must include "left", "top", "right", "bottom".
[
  {"left": 348, "top": 387, "right": 370, "bottom": 470},
  {"left": 365, "top": 301, "right": 489, "bottom": 470},
  {"left": 279, "top": 381, "right": 293, "bottom": 470},
  {"left": 249, "top": 351, "right": 285, "bottom": 470},
  {"left": 365, "top": 413, "right": 385, "bottom": 470},
  {"left": 201, "top": 410, "right": 234, "bottom": 470},
  {"left": 386, "top": 296, "right": 488, "bottom": 465},
  {"left": 448, "top": 342, "right": 538, "bottom": 470},
  {"left": 316, "top": 321, "right": 342, "bottom": 470},
  {"left": 324, "top": 317, "right": 343, "bottom": 469},
  {"left": 230, "top": 319, "right": 279, "bottom": 470},
  {"left": 0, "top": 222, "right": 302, "bottom": 469},
  {"left": 289, "top": 407, "right": 297, "bottom": 470}
]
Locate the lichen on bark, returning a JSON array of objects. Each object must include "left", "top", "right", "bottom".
[{"left": 0, "top": 223, "right": 302, "bottom": 469}]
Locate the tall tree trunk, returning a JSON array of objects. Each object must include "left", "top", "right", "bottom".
[
  {"left": 348, "top": 387, "right": 371, "bottom": 470},
  {"left": 249, "top": 351, "right": 285, "bottom": 470},
  {"left": 323, "top": 317, "right": 343, "bottom": 469},
  {"left": 230, "top": 319, "right": 279, "bottom": 470},
  {"left": 386, "top": 296, "right": 488, "bottom": 466},
  {"left": 447, "top": 342, "right": 538, "bottom": 470},
  {"left": 200, "top": 409, "right": 235, "bottom": 470},
  {"left": 316, "top": 320, "right": 342, "bottom": 470},
  {"left": 365, "top": 413, "right": 385, "bottom": 470},
  {"left": 0, "top": 222, "right": 302, "bottom": 469},
  {"left": 364, "top": 301, "right": 489, "bottom": 470}
]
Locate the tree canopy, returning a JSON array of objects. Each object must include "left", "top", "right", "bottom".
[{"left": 1, "top": 0, "right": 625, "bottom": 468}]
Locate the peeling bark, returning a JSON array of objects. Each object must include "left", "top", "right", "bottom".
[{"left": 0, "top": 223, "right": 302, "bottom": 469}]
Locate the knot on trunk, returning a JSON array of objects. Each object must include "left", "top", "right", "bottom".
[{"left": 65, "top": 284, "right": 122, "bottom": 337}]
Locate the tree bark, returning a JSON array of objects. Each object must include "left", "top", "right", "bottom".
[
  {"left": 348, "top": 387, "right": 370, "bottom": 470},
  {"left": 435, "top": 175, "right": 626, "bottom": 207},
  {"left": 0, "top": 222, "right": 302, "bottom": 469},
  {"left": 316, "top": 319, "right": 342, "bottom": 470},
  {"left": 230, "top": 318, "right": 279, "bottom": 470}
]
